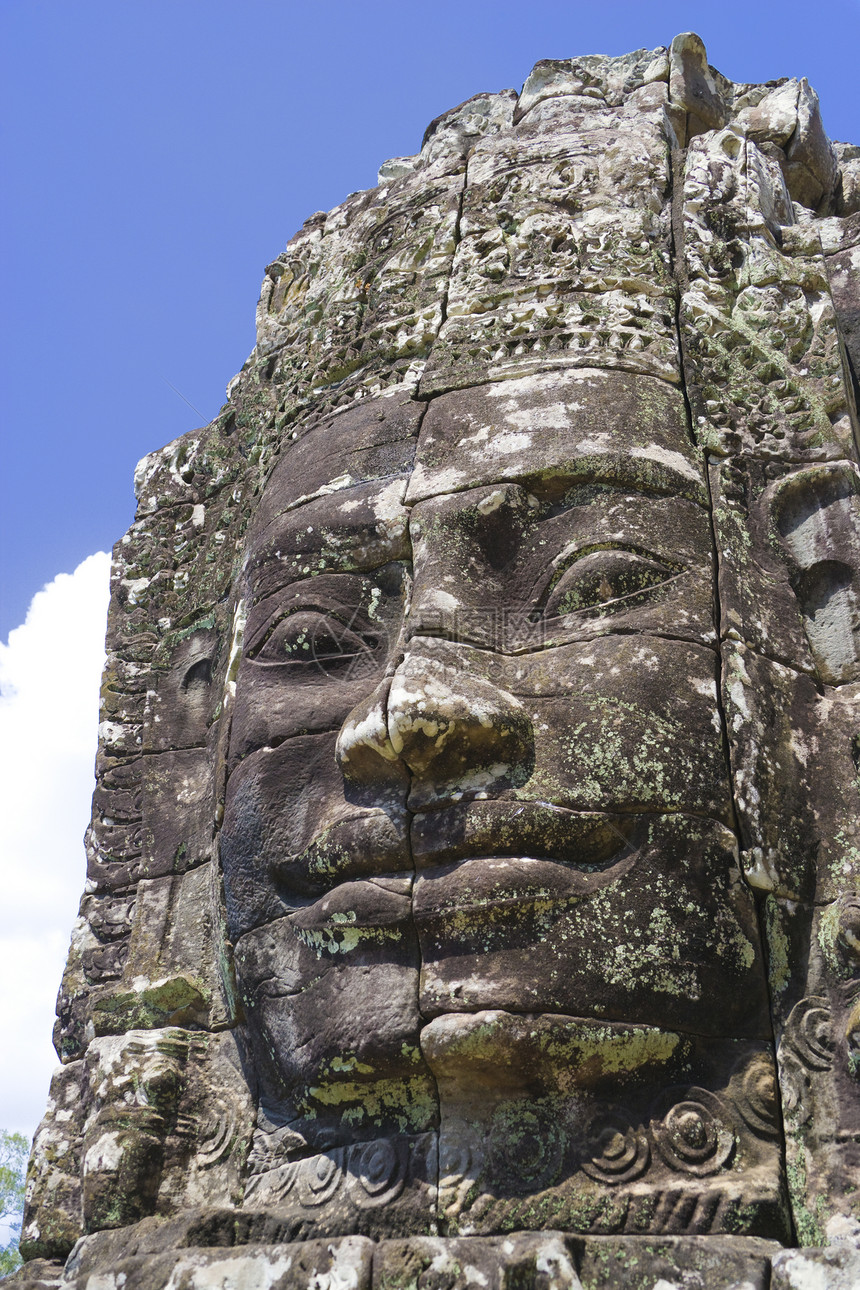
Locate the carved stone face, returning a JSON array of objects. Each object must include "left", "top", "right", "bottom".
[
  {"left": 220, "top": 370, "right": 783, "bottom": 1235},
  {"left": 20, "top": 35, "right": 860, "bottom": 1270}
]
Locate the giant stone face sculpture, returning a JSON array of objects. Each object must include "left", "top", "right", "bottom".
[{"left": 15, "top": 32, "right": 860, "bottom": 1290}]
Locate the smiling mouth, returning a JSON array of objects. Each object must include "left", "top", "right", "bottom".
[{"left": 256, "top": 806, "right": 770, "bottom": 1045}]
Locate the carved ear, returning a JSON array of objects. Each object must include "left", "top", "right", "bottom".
[
  {"left": 771, "top": 465, "right": 860, "bottom": 684},
  {"left": 182, "top": 656, "right": 213, "bottom": 693},
  {"left": 144, "top": 626, "right": 222, "bottom": 753}
]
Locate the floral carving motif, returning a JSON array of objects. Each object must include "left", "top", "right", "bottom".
[
  {"left": 195, "top": 1096, "right": 238, "bottom": 1167},
  {"left": 737, "top": 1054, "right": 781, "bottom": 1139},
  {"left": 651, "top": 1089, "right": 735, "bottom": 1176},
  {"left": 580, "top": 1107, "right": 651, "bottom": 1185},
  {"left": 784, "top": 996, "right": 834, "bottom": 1072},
  {"left": 438, "top": 1120, "right": 483, "bottom": 1216},
  {"left": 487, "top": 1105, "right": 565, "bottom": 1194},
  {"left": 346, "top": 1139, "right": 406, "bottom": 1208},
  {"left": 296, "top": 1150, "right": 344, "bottom": 1207}
]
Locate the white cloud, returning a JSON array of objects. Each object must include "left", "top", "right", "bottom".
[{"left": 0, "top": 553, "right": 111, "bottom": 1142}]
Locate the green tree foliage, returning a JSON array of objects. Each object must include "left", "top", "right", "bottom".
[{"left": 0, "top": 1130, "right": 28, "bottom": 1276}]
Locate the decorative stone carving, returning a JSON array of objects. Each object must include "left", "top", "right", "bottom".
[{"left": 11, "top": 30, "right": 860, "bottom": 1290}]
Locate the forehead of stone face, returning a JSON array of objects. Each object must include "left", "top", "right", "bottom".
[
  {"left": 251, "top": 390, "right": 423, "bottom": 535},
  {"left": 406, "top": 369, "right": 706, "bottom": 505}
]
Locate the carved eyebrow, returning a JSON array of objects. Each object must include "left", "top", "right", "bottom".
[
  {"left": 524, "top": 457, "right": 709, "bottom": 507},
  {"left": 245, "top": 567, "right": 395, "bottom": 645},
  {"left": 262, "top": 472, "right": 361, "bottom": 518},
  {"left": 249, "top": 524, "right": 410, "bottom": 598},
  {"left": 549, "top": 539, "right": 683, "bottom": 570},
  {"left": 408, "top": 451, "right": 709, "bottom": 509},
  {"left": 253, "top": 533, "right": 377, "bottom": 572},
  {"left": 253, "top": 473, "right": 410, "bottom": 535},
  {"left": 249, "top": 563, "right": 384, "bottom": 616},
  {"left": 249, "top": 486, "right": 411, "bottom": 583}
]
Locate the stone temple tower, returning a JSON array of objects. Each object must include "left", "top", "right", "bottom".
[{"left": 12, "top": 32, "right": 860, "bottom": 1290}]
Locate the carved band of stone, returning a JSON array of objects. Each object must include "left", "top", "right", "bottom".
[
  {"left": 784, "top": 996, "right": 835, "bottom": 1071},
  {"left": 580, "top": 1106, "right": 651, "bottom": 1185},
  {"left": 438, "top": 1129, "right": 475, "bottom": 1185},
  {"left": 777, "top": 1052, "right": 809, "bottom": 1118},
  {"left": 833, "top": 897, "right": 860, "bottom": 972},
  {"left": 651, "top": 1089, "right": 735, "bottom": 1176},
  {"left": 652, "top": 1184, "right": 725, "bottom": 1235},
  {"left": 242, "top": 1161, "right": 300, "bottom": 1207},
  {"left": 438, "top": 1121, "right": 482, "bottom": 1212},
  {"left": 259, "top": 1140, "right": 410, "bottom": 1212}
]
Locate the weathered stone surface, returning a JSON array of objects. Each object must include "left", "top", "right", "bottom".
[
  {"left": 722, "top": 647, "right": 860, "bottom": 902},
  {"left": 242, "top": 1135, "right": 438, "bottom": 1242},
  {"left": 420, "top": 91, "right": 679, "bottom": 394},
  {"left": 4, "top": 1229, "right": 790, "bottom": 1288},
  {"left": 428, "top": 1013, "right": 784, "bottom": 1238},
  {"left": 58, "top": 1231, "right": 377, "bottom": 1290},
  {"left": 2, "top": 1261, "right": 65, "bottom": 1289},
  {"left": 759, "top": 895, "right": 860, "bottom": 1245},
  {"left": 406, "top": 369, "right": 706, "bottom": 504},
  {"left": 825, "top": 213, "right": 860, "bottom": 414},
  {"left": 21, "top": 1031, "right": 254, "bottom": 1260},
  {"left": 19, "top": 30, "right": 860, "bottom": 1288},
  {"left": 669, "top": 32, "right": 731, "bottom": 142},
  {"left": 771, "top": 1243, "right": 860, "bottom": 1290},
  {"left": 574, "top": 1234, "right": 780, "bottom": 1288},
  {"left": 414, "top": 817, "right": 767, "bottom": 1036},
  {"left": 375, "top": 1232, "right": 581, "bottom": 1289},
  {"left": 679, "top": 133, "right": 853, "bottom": 463}
]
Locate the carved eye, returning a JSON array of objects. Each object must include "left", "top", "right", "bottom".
[
  {"left": 250, "top": 610, "right": 377, "bottom": 668},
  {"left": 546, "top": 549, "right": 680, "bottom": 617}
]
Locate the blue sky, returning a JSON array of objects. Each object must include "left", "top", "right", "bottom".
[{"left": 2, "top": 0, "right": 859, "bottom": 636}]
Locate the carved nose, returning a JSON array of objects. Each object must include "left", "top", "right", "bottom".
[
  {"left": 335, "top": 682, "right": 401, "bottom": 785},
  {"left": 336, "top": 655, "right": 534, "bottom": 807},
  {"left": 386, "top": 652, "right": 533, "bottom": 807}
]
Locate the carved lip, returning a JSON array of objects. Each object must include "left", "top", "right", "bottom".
[
  {"left": 410, "top": 851, "right": 639, "bottom": 922},
  {"left": 410, "top": 798, "right": 638, "bottom": 872}
]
